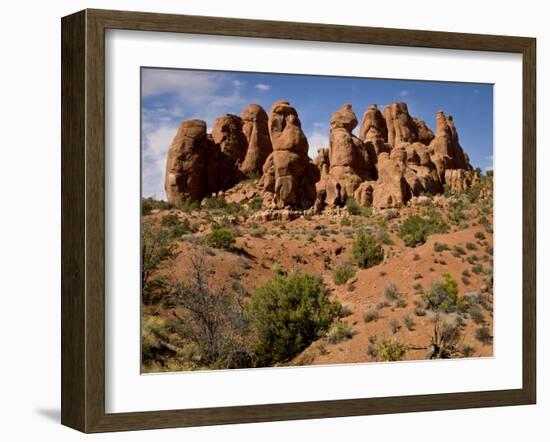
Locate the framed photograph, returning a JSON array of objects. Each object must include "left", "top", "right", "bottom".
[{"left": 61, "top": 9, "right": 536, "bottom": 433}]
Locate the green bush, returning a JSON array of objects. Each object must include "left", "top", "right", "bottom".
[
  {"left": 422, "top": 272, "right": 466, "bottom": 313},
  {"left": 363, "top": 309, "right": 380, "bottom": 323},
  {"left": 333, "top": 261, "right": 356, "bottom": 285},
  {"left": 142, "top": 221, "right": 177, "bottom": 303},
  {"left": 160, "top": 213, "right": 179, "bottom": 227},
  {"left": 390, "top": 319, "right": 401, "bottom": 334},
  {"left": 403, "top": 315, "right": 416, "bottom": 331},
  {"left": 142, "top": 199, "right": 153, "bottom": 216},
  {"left": 398, "top": 214, "right": 447, "bottom": 247},
  {"left": 475, "top": 326, "right": 492, "bottom": 344},
  {"left": 205, "top": 227, "right": 236, "bottom": 250},
  {"left": 203, "top": 195, "right": 227, "bottom": 210},
  {"left": 384, "top": 283, "right": 400, "bottom": 301},
  {"left": 352, "top": 230, "right": 384, "bottom": 269},
  {"left": 345, "top": 198, "right": 372, "bottom": 217},
  {"left": 378, "top": 338, "right": 410, "bottom": 362},
  {"left": 474, "top": 231, "right": 486, "bottom": 240},
  {"left": 433, "top": 242, "right": 449, "bottom": 252},
  {"left": 340, "top": 216, "right": 351, "bottom": 227},
  {"left": 142, "top": 197, "right": 173, "bottom": 215},
  {"left": 326, "top": 321, "right": 354, "bottom": 344},
  {"left": 161, "top": 213, "right": 191, "bottom": 238},
  {"left": 246, "top": 272, "right": 340, "bottom": 364},
  {"left": 247, "top": 195, "right": 263, "bottom": 211}
]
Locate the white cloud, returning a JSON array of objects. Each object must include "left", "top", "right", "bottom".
[
  {"left": 140, "top": 69, "right": 256, "bottom": 199},
  {"left": 142, "top": 123, "right": 178, "bottom": 199},
  {"left": 399, "top": 90, "right": 409, "bottom": 97},
  {"left": 307, "top": 131, "right": 329, "bottom": 159},
  {"left": 255, "top": 83, "right": 271, "bottom": 92},
  {"left": 142, "top": 69, "right": 246, "bottom": 110},
  {"left": 313, "top": 122, "right": 325, "bottom": 128}
]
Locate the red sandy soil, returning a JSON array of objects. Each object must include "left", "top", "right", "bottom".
[{"left": 146, "top": 198, "right": 493, "bottom": 367}]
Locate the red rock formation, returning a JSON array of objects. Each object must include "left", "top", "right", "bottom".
[
  {"left": 372, "top": 152, "right": 409, "bottom": 209},
  {"left": 240, "top": 104, "right": 272, "bottom": 176},
  {"left": 165, "top": 119, "right": 212, "bottom": 205},
  {"left": 211, "top": 114, "right": 248, "bottom": 190},
  {"left": 413, "top": 118, "right": 435, "bottom": 145},
  {"left": 327, "top": 104, "right": 373, "bottom": 204},
  {"left": 383, "top": 102, "right": 418, "bottom": 147},
  {"left": 164, "top": 100, "right": 478, "bottom": 211},
  {"left": 264, "top": 100, "right": 317, "bottom": 209}
]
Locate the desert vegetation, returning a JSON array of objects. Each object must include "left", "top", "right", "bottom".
[{"left": 141, "top": 96, "right": 494, "bottom": 371}]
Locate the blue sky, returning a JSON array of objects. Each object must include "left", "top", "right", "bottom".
[{"left": 141, "top": 67, "right": 493, "bottom": 199}]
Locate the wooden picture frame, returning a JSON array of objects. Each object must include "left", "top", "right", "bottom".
[{"left": 61, "top": 8, "right": 536, "bottom": 433}]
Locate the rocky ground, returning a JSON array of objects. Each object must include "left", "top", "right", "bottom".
[{"left": 141, "top": 176, "right": 493, "bottom": 372}]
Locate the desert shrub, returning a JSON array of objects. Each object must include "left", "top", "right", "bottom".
[
  {"left": 396, "top": 298, "right": 407, "bottom": 308},
  {"left": 462, "top": 269, "right": 471, "bottom": 277},
  {"left": 398, "top": 214, "right": 447, "bottom": 247},
  {"left": 428, "top": 315, "right": 462, "bottom": 359},
  {"left": 484, "top": 245, "right": 493, "bottom": 255},
  {"left": 333, "top": 261, "right": 356, "bottom": 285},
  {"left": 141, "top": 315, "right": 172, "bottom": 362},
  {"left": 413, "top": 283, "right": 423, "bottom": 291},
  {"left": 223, "top": 201, "right": 246, "bottom": 216},
  {"left": 465, "top": 242, "right": 477, "bottom": 251},
  {"left": 413, "top": 253, "right": 421, "bottom": 261},
  {"left": 385, "top": 209, "right": 399, "bottom": 221},
  {"left": 422, "top": 273, "right": 466, "bottom": 313},
  {"left": 451, "top": 245, "right": 466, "bottom": 256},
  {"left": 414, "top": 307, "right": 427, "bottom": 316},
  {"left": 247, "top": 195, "right": 263, "bottom": 211},
  {"left": 390, "top": 319, "right": 401, "bottom": 334},
  {"left": 378, "top": 338, "right": 410, "bottom": 362},
  {"left": 205, "top": 227, "right": 236, "bottom": 250},
  {"left": 345, "top": 198, "right": 372, "bottom": 216},
  {"left": 203, "top": 195, "right": 227, "bottom": 210},
  {"left": 142, "top": 197, "right": 173, "bottom": 215},
  {"left": 367, "top": 344, "right": 378, "bottom": 358},
  {"left": 461, "top": 345, "right": 476, "bottom": 358},
  {"left": 466, "top": 291, "right": 490, "bottom": 311},
  {"left": 468, "top": 305, "right": 485, "bottom": 324},
  {"left": 474, "top": 231, "right": 486, "bottom": 240},
  {"left": 165, "top": 255, "right": 253, "bottom": 369},
  {"left": 352, "top": 230, "right": 384, "bottom": 269},
  {"left": 246, "top": 272, "right": 340, "bottom": 364},
  {"left": 475, "top": 326, "right": 492, "bottom": 344},
  {"left": 142, "top": 221, "right": 178, "bottom": 303},
  {"left": 461, "top": 275, "right": 470, "bottom": 285},
  {"left": 250, "top": 226, "right": 267, "bottom": 238},
  {"left": 161, "top": 213, "right": 191, "bottom": 238},
  {"left": 338, "top": 304, "right": 353, "bottom": 318},
  {"left": 433, "top": 242, "right": 449, "bottom": 252},
  {"left": 326, "top": 321, "right": 355, "bottom": 344},
  {"left": 471, "top": 264, "right": 483, "bottom": 274},
  {"left": 403, "top": 315, "right": 416, "bottom": 331},
  {"left": 414, "top": 272, "right": 423, "bottom": 280},
  {"left": 345, "top": 198, "right": 361, "bottom": 215},
  {"left": 363, "top": 309, "right": 380, "bottom": 323},
  {"left": 160, "top": 213, "right": 179, "bottom": 227},
  {"left": 340, "top": 216, "right": 351, "bottom": 227},
  {"left": 142, "top": 199, "right": 153, "bottom": 216},
  {"left": 384, "top": 283, "right": 400, "bottom": 301}
]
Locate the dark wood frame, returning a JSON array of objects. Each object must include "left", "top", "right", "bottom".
[{"left": 61, "top": 8, "right": 536, "bottom": 433}]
